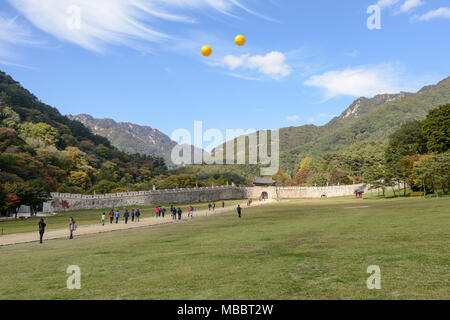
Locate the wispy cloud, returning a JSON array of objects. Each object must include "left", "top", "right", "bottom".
[
  {"left": 222, "top": 51, "right": 291, "bottom": 79},
  {"left": 286, "top": 115, "right": 300, "bottom": 121},
  {"left": 7, "top": 0, "right": 272, "bottom": 53},
  {"left": 377, "top": 0, "right": 424, "bottom": 13},
  {"left": 346, "top": 50, "right": 360, "bottom": 58},
  {"left": 377, "top": 0, "right": 400, "bottom": 8},
  {"left": 414, "top": 7, "right": 450, "bottom": 21},
  {"left": 399, "top": 0, "right": 424, "bottom": 12},
  {"left": 0, "top": 15, "right": 44, "bottom": 65},
  {"left": 303, "top": 63, "right": 425, "bottom": 99}
]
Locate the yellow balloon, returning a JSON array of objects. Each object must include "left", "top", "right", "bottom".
[
  {"left": 201, "top": 45, "right": 212, "bottom": 56},
  {"left": 235, "top": 35, "right": 246, "bottom": 46}
]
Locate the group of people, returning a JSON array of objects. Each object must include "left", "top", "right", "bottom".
[
  {"left": 207, "top": 201, "right": 225, "bottom": 211},
  {"left": 37, "top": 201, "right": 244, "bottom": 244},
  {"left": 38, "top": 217, "right": 77, "bottom": 244},
  {"left": 103, "top": 209, "right": 142, "bottom": 225}
]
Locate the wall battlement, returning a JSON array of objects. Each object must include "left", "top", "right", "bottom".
[{"left": 49, "top": 184, "right": 367, "bottom": 212}]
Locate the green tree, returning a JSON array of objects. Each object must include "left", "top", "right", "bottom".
[
  {"left": 0, "top": 184, "right": 8, "bottom": 216},
  {"left": 413, "top": 155, "right": 436, "bottom": 197},
  {"left": 0, "top": 104, "right": 21, "bottom": 129},
  {"left": 97, "top": 161, "right": 121, "bottom": 182},
  {"left": 90, "top": 180, "right": 120, "bottom": 194},
  {"left": 13, "top": 180, "right": 51, "bottom": 215},
  {"left": 18, "top": 122, "right": 60, "bottom": 146},
  {"left": 158, "top": 174, "right": 197, "bottom": 189},
  {"left": 69, "top": 171, "right": 92, "bottom": 190},
  {"left": 363, "top": 163, "right": 393, "bottom": 197},
  {"left": 434, "top": 152, "right": 450, "bottom": 195},
  {"left": 422, "top": 104, "right": 450, "bottom": 153},
  {"left": 296, "top": 157, "right": 314, "bottom": 173}
]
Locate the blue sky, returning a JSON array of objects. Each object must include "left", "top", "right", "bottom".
[{"left": 0, "top": 0, "right": 449, "bottom": 144}]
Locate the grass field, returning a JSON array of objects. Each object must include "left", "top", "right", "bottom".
[
  {"left": 0, "top": 199, "right": 244, "bottom": 235},
  {"left": 0, "top": 197, "right": 449, "bottom": 299}
]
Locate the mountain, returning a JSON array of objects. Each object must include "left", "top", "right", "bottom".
[
  {"left": 67, "top": 114, "right": 177, "bottom": 167},
  {"left": 211, "top": 76, "right": 450, "bottom": 174}
]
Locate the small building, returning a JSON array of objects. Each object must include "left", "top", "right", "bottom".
[
  {"left": 354, "top": 188, "right": 365, "bottom": 199},
  {"left": 253, "top": 177, "right": 276, "bottom": 186}
]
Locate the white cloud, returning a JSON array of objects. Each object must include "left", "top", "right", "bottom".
[
  {"left": 346, "top": 50, "right": 359, "bottom": 58},
  {"left": 400, "top": 0, "right": 424, "bottom": 12},
  {"left": 286, "top": 115, "right": 300, "bottom": 121},
  {"left": 304, "top": 63, "right": 420, "bottom": 99},
  {"left": 377, "top": 0, "right": 400, "bottom": 8},
  {"left": 223, "top": 54, "right": 249, "bottom": 70},
  {"left": 377, "top": 0, "right": 424, "bottom": 13},
  {"left": 222, "top": 51, "right": 291, "bottom": 79},
  {"left": 7, "top": 0, "right": 269, "bottom": 53},
  {"left": 0, "top": 15, "right": 44, "bottom": 65},
  {"left": 415, "top": 7, "right": 450, "bottom": 21}
]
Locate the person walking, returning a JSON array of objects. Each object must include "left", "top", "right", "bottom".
[
  {"left": 38, "top": 218, "right": 46, "bottom": 244},
  {"left": 109, "top": 210, "right": 114, "bottom": 224},
  {"left": 172, "top": 207, "right": 176, "bottom": 220},
  {"left": 177, "top": 208, "right": 182, "bottom": 220},
  {"left": 222, "top": 201, "right": 225, "bottom": 208},
  {"left": 136, "top": 209, "right": 141, "bottom": 222},
  {"left": 237, "top": 205, "right": 242, "bottom": 218},
  {"left": 124, "top": 209, "right": 129, "bottom": 224},
  {"left": 131, "top": 209, "right": 135, "bottom": 222},
  {"left": 208, "top": 203, "right": 212, "bottom": 211},
  {"left": 101, "top": 213, "right": 106, "bottom": 226},
  {"left": 69, "top": 217, "right": 77, "bottom": 239},
  {"left": 161, "top": 207, "right": 166, "bottom": 218},
  {"left": 213, "top": 202, "right": 216, "bottom": 211},
  {"left": 115, "top": 210, "right": 120, "bottom": 224}
]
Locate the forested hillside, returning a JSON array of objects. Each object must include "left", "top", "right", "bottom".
[{"left": 0, "top": 70, "right": 169, "bottom": 214}]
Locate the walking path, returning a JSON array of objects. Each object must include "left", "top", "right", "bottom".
[{"left": 0, "top": 200, "right": 274, "bottom": 246}]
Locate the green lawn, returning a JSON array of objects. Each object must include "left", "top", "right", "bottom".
[
  {"left": 0, "top": 199, "right": 245, "bottom": 235},
  {"left": 0, "top": 197, "right": 449, "bottom": 299}
]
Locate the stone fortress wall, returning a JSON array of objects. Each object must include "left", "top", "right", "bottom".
[{"left": 49, "top": 184, "right": 367, "bottom": 212}]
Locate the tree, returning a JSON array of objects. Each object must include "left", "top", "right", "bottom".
[
  {"left": 433, "top": 152, "right": 450, "bottom": 195},
  {"left": 413, "top": 155, "right": 436, "bottom": 197},
  {"left": 328, "top": 170, "right": 352, "bottom": 186},
  {"left": 398, "top": 155, "right": 420, "bottom": 195},
  {"left": 0, "top": 99, "right": 20, "bottom": 129},
  {"left": 6, "top": 194, "right": 21, "bottom": 218},
  {"left": 18, "top": 122, "right": 60, "bottom": 146},
  {"left": 91, "top": 180, "right": 120, "bottom": 194},
  {"left": 13, "top": 180, "right": 51, "bottom": 215},
  {"left": 296, "top": 157, "right": 314, "bottom": 173},
  {"left": 291, "top": 169, "right": 311, "bottom": 186},
  {"left": 422, "top": 104, "right": 450, "bottom": 153},
  {"left": 0, "top": 184, "right": 9, "bottom": 216},
  {"left": 385, "top": 120, "right": 427, "bottom": 163},
  {"left": 307, "top": 172, "right": 328, "bottom": 186},
  {"left": 272, "top": 170, "right": 291, "bottom": 186},
  {"left": 69, "top": 171, "right": 92, "bottom": 190},
  {"left": 158, "top": 174, "right": 197, "bottom": 189},
  {"left": 363, "top": 163, "right": 394, "bottom": 197},
  {"left": 97, "top": 161, "right": 121, "bottom": 182}
]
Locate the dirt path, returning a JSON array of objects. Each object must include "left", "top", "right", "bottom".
[{"left": 0, "top": 200, "right": 274, "bottom": 246}]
